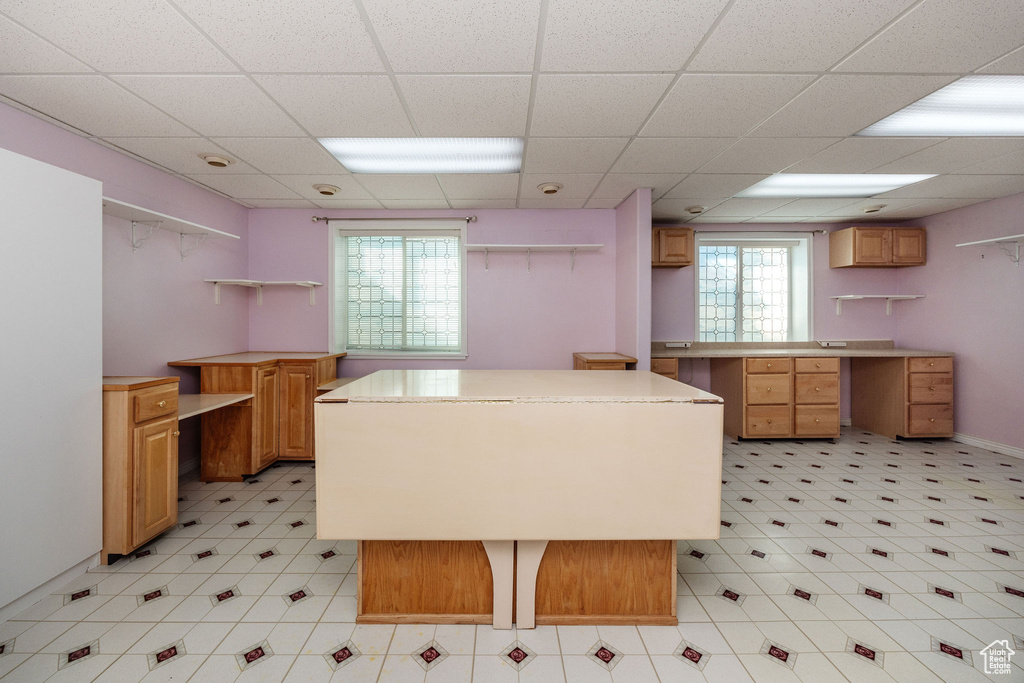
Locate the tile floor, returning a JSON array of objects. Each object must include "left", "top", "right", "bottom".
[{"left": 1, "top": 429, "right": 1023, "bottom": 682}]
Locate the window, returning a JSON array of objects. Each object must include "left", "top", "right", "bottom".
[
  {"left": 333, "top": 221, "right": 466, "bottom": 357},
  {"left": 696, "top": 232, "right": 813, "bottom": 342}
]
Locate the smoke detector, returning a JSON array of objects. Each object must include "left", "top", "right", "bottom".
[
  {"left": 313, "top": 184, "right": 341, "bottom": 196},
  {"left": 199, "top": 154, "right": 234, "bottom": 168},
  {"left": 863, "top": 204, "right": 887, "bottom": 214},
  {"left": 686, "top": 205, "right": 707, "bottom": 215},
  {"left": 537, "top": 182, "right": 563, "bottom": 195}
]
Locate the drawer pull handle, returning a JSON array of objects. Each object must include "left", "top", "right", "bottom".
[
  {"left": 766, "top": 419, "right": 772, "bottom": 424},
  {"left": 173, "top": 430, "right": 180, "bottom": 436},
  {"left": 815, "top": 387, "right": 820, "bottom": 392},
  {"left": 766, "top": 387, "right": 772, "bottom": 392},
  {"left": 929, "top": 418, "right": 935, "bottom": 422},
  {"left": 157, "top": 400, "right": 166, "bottom": 408},
  {"left": 815, "top": 363, "right": 821, "bottom": 368},
  {"left": 766, "top": 363, "right": 771, "bottom": 368},
  {"left": 929, "top": 362, "right": 934, "bottom": 366},
  {"left": 815, "top": 418, "right": 820, "bottom": 423}
]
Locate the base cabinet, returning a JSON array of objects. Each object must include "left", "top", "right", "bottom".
[
  {"left": 279, "top": 362, "right": 316, "bottom": 459},
  {"left": 102, "top": 378, "right": 180, "bottom": 563},
  {"left": 851, "top": 356, "right": 953, "bottom": 438}
]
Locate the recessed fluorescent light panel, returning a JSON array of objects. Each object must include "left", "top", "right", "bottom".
[
  {"left": 318, "top": 137, "right": 523, "bottom": 173},
  {"left": 858, "top": 75, "right": 1024, "bottom": 136},
  {"left": 735, "top": 174, "right": 936, "bottom": 198}
]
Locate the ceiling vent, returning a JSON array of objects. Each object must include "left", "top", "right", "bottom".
[
  {"left": 863, "top": 204, "right": 887, "bottom": 214},
  {"left": 537, "top": 182, "right": 563, "bottom": 195},
  {"left": 313, "top": 184, "right": 341, "bottom": 196},
  {"left": 686, "top": 205, "right": 707, "bottom": 215},
  {"left": 199, "top": 154, "right": 234, "bottom": 168}
]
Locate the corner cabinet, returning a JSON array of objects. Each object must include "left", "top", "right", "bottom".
[
  {"left": 102, "top": 377, "right": 180, "bottom": 563},
  {"left": 851, "top": 356, "right": 953, "bottom": 439},
  {"left": 168, "top": 352, "right": 344, "bottom": 481},
  {"left": 652, "top": 227, "right": 694, "bottom": 268},
  {"left": 829, "top": 226, "right": 926, "bottom": 268}
]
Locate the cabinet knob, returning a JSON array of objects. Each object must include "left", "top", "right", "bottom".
[
  {"left": 929, "top": 386, "right": 935, "bottom": 391},
  {"left": 767, "top": 363, "right": 772, "bottom": 368},
  {"left": 766, "top": 387, "right": 772, "bottom": 392},
  {"left": 766, "top": 419, "right": 772, "bottom": 424},
  {"left": 815, "top": 363, "right": 821, "bottom": 368},
  {"left": 815, "top": 387, "right": 820, "bottom": 392},
  {"left": 929, "top": 418, "right": 935, "bottom": 423},
  {"left": 157, "top": 400, "right": 166, "bottom": 408},
  {"left": 306, "top": 374, "right": 310, "bottom": 379},
  {"left": 815, "top": 418, "right": 820, "bottom": 423},
  {"left": 929, "top": 362, "right": 934, "bottom": 366},
  {"left": 173, "top": 430, "right": 180, "bottom": 436}
]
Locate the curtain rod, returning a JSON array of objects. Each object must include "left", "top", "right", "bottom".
[{"left": 312, "top": 215, "right": 477, "bottom": 223}]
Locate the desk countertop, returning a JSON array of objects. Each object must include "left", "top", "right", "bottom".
[
  {"left": 168, "top": 351, "right": 345, "bottom": 366},
  {"left": 651, "top": 341, "right": 953, "bottom": 359},
  {"left": 102, "top": 376, "right": 178, "bottom": 391},
  {"left": 318, "top": 369, "right": 722, "bottom": 404}
]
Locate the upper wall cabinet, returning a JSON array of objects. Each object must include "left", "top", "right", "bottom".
[
  {"left": 652, "top": 227, "right": 694, "bottom": 268},
  {"left": 829, "top": 226, "right": 926, "bottom": 268}
]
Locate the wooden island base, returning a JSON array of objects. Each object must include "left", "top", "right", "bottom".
[{"left": 357, "top": 540, "right": 677, "bottom": 626}]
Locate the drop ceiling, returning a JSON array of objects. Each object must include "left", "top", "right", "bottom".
[{"left": 1, "top": 0, "right": 1023, "bottom": 222}]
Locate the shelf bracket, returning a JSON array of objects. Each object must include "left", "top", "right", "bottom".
[
  {"left": 886, "top": 298, "right": 895, "bottom": 316},
  {"left": 835, "top": 299, "right": 844, "bottom": 316},
  {"left": 213, "top": 281, "right": 221, "bottom": 305},
  {"left": 130, "top": 220, "right": 159, "bottom": 253},
  {"left": 998, "top": 242, "right": 1021, "bottom": 266},
  {"left": 255, "top": 284, "right": 263, "bottom": 306},
  {"left": 484, "top": 248, "right": 489, "bottom": 272},
  {"left": 527, "top": 248, "right": 531, "bottom": 273},
  {"left": 179, "top": 232, "right": 207, "bottom": 261},
  {"left": 305, "top": 285, "right": 316, "bottom": 306},
  {"left": 571, "top": 248, "right": 577, "bottom": 272}
]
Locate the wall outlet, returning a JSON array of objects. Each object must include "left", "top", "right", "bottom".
[
  {"left": 818, "top": 341, "right": 847, "bottom": 347},
  {"left": 665, "top": 341, "right": 693, "bottom": 348}
]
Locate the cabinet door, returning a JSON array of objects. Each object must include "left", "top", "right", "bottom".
[
  {"left": 653, "top": 228, "right": 693, "bottom": 266},
  {"left": 279, "top": 363, "right": 315, "bottom": 459},
  {"left": 892, "top": 229, "right": 926, "bottom": 265},
  {"left": 852, "top": 228, "right": 892, "bottom": 265},
  {"left": 132, "top": 416, "right": 178, "bottom": 547},
  {"left": 255, "top": 366, "right": 280, "bottom": 470}
]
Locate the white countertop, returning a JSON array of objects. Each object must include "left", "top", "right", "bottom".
[
  {"left": 317, "top": 369, "right": 723, "bottom": 404},
  {"left": 651, "top": 341, "right": 953, "bottom": 359}
]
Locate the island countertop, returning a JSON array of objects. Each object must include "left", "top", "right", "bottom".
[{"left": 652, "top": 340, "right": 953, "bottom": 359}]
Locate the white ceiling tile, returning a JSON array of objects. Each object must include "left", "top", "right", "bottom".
[
  {"left": 114, "top": 75, "right": 304, "bottom": 137},
  {"left": 744, "top": 216, "right": 813, "bottom": 223},
  {"left": 435, "top": 174, "right": 519, "bottom": 199},
  {"left": 651, "top": 198, "right": 727, "bottom": 219},
  {"left": 701, "top": 198, "right": 797, "bottom": 217},
  {"left": 641, "top": 75, "right": 816, "bottom": 138},
  {"left": 254, "top": 75, "right": 414, "bottom": 138},
  {"left": 874, "top": 174, "right": 1019, "bottom": 199},
  {"left": 378, "top": 199, "right": 452, "bottom": 209},
  {"left": 785, "top": 138, "right": 942, "bottom": 173},
  {"left": 397, "top": 75, "right": 530, "bottom": 137},
  {"left": 0, "top": 15, "right": 92, "bottom": 73},
  {"left": 449, "top": 199, "right": 517, "bottom": 209},
  {"left": 353, "top": 174, "right": 445, "bottom": 199},
  {"left": 312, "top": 198, "right": 385, "bottom": 209},
  {"left": 171, "top": 0, "right": 384, "bottom": 72},
  {"left": 695, "top": 138, "right": 840, "bottom": 174},
  {"left": 272, "top": 175, "right": 373, "bottom": 200},
  {"left": 360, "top": 0, "right": 541, "bottom": 72},
  {"left": 530, "top": 74, "right": 673, "bottom": 137},
  {"left": 685, "top": 215, "right": 751, "bottom": 223},
  {"left": 517, "top": 197, "right": 588, "bottom": 209},
  {"left": 749, "top": 75, "right": 956, "bottom": 138},
  {"left": 663, "top": 174, "right": 770, "bottom": 199},
  {"left": 974, "top": 175, "right": 1024, "bottom": 199},
  {"left": 100, "top": 137, "right": 260, "bottom": 175},
  {"left": 870, "top": 139, "right": 1024, "bottom": 174},
  {"left": 584, "top": 198, "right": 623, "bottom": 209},
  {"left": 1, "top": 0, "right": 234, "bottom": 72},
  {"left": 186, "top": 174, "right": 302, "bottom": 199},
  {"left": 876, "top": 197, "right": 989, "bottom": 218},
  {"left": 979, "top": 45, "right": 1024, "bottom": 74},
  {"left": 519, "top": 173, "right": 603, "bottom": 199},
  {"left": 0, "top": 75, "right": 193, "bottom": 136},
  {"left": 523, "top": 138, "right": 628, "bottom": 174},
  {"left": 822, "top": 198, "right": 931, "bottom": 216},
  {"left": 244, "top": 199, "right": 318, "bottom": 208},
  {"left": 954, "top": 148, "right": 1024, "bottom": 175},
  {"left": 541, "top": 0, "right": 729, "bottom": 71},
  {"left": 687, "top": 0, "right": 917, "bottom": 71},
  {"left": 210, "top": 137, "right": 343, "bottom": 175},
  {"left": 592, "top": 174, "right": 685, "bottom": 201},
  {"left": 835, "top": 0, "right": 1024, "bottom": 73},
  {"left": 759, "top": 198, "right": 861, "bottom": 217},
  {"left": 612, "top": 138, "right": 734, "bottom": 174}
]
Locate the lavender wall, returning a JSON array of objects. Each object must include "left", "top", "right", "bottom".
[
  {"left": 615, "top": 189, "right": 653, "bottom": 369},
  {"left": 896, "top": 194, "right": 1024, "bottom": 452},
  {"left": 246, "top": 208, "right": 618, "bottom": 374}
]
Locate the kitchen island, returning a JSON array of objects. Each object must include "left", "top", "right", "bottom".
[{"left": 315, "top": 369, "right": 724, "bottom": 628}]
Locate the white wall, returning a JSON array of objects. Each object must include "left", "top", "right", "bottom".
[{"left": 0, "top": 148, "right": 103, "bottom": 614}]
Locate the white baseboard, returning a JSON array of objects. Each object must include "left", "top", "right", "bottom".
[
  {"left": 179, "top": 457, "right": 199, "bottom": 477},
  {"left": 0, "top": 554, "right": 98, "bottom": 624},
  {"left": 952, "top": 433, "right": 1024, "bottom": 460},
  {"left": 840, "top": 418, "right": 852, "bottom": 427}
]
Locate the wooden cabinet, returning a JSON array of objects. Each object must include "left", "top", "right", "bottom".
[
  {"left": 829, "top": 226, "right": 926, "bottom": 268},
  {"left": 650, "top": 357, "right": 678, "bottom": 380},
  {"left": 169, "top": 353, "right": 343, "bottom": 481},
  {"left": 652, "top": 227, "right": 694, "bottom": 268},
  {"left": 572, "top": 352, "right": 637, "bottom": 370},
  {"left": 851, "top": 356, "right": 953, "bottom": 438},
  {"left": 711, "top": 356, "right": 839, "bottom": 439},
  {"left": 102, "top": 377, "right": 180, "bottom": 563}
]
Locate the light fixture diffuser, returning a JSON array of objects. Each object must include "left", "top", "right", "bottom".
[
  {"left": 858, "top": 75, "right": 1024, "bottom": 136},
  {"left": 735, "top": 174, "right": 936, "bottom": 198},
  {"left": 318, "top": 137, "right": 523, "bottom": 173}
]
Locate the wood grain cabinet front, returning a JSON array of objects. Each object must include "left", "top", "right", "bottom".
[
  {"left": 829, "top": 226, "right": 926, "bottom": 268},
  {"left": 102, "top": 378, "right": 180, "bottom": 563},
  {"left": 279, "top": 362, "right": 315, "bottom": 460},
  {"left": 650, "top": 357, "right": 678, "bottom": 380},
  {"left": 851, "top": 356, "right": 953, "bottom": 439},
  {"left": 652, "top": 227, "right": 694, "bottom": 268}
]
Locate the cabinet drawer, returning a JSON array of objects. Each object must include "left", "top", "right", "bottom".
[
  {"left": 745, "top": 358, "right": 790, "bottom": 374},
  {"left": 794, "top": 373, "right": 839, "bottom": 404},
  {"left": 794, "top": 357, "right": 839, "bottom": 374},
  {"left": 133, "top": 386, "right": 178, "bottom": 423},
  {"left": 745, "top": 374, "right": 791, "bottom": 404},
  {"left": 745, "top": 406, "right": 791, "bottom": 436},
  {"left": 794, "top": 405, "right": 839, "bottom": 436},
  {"left": 585, "top": 362, "right": 627, "bottom": 370},
  {"left": 908, "top": 373, "right": 953, "bottom": 404},
  {"left": 908, "top": 357, "right": 952, "bottom": 374},
  {"left": 907, "top": 404, "right": 953, "bottom": 436},
  {"left": 651, "top": 358, "right": 678, "bottom": 377}
]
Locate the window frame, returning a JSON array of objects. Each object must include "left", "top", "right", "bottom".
[
  {"left": 694, "top": 231, "right": 814, "bottom": 343},
  {"left": 330, "top": 221, "right": 468, "bottom": 359}
]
